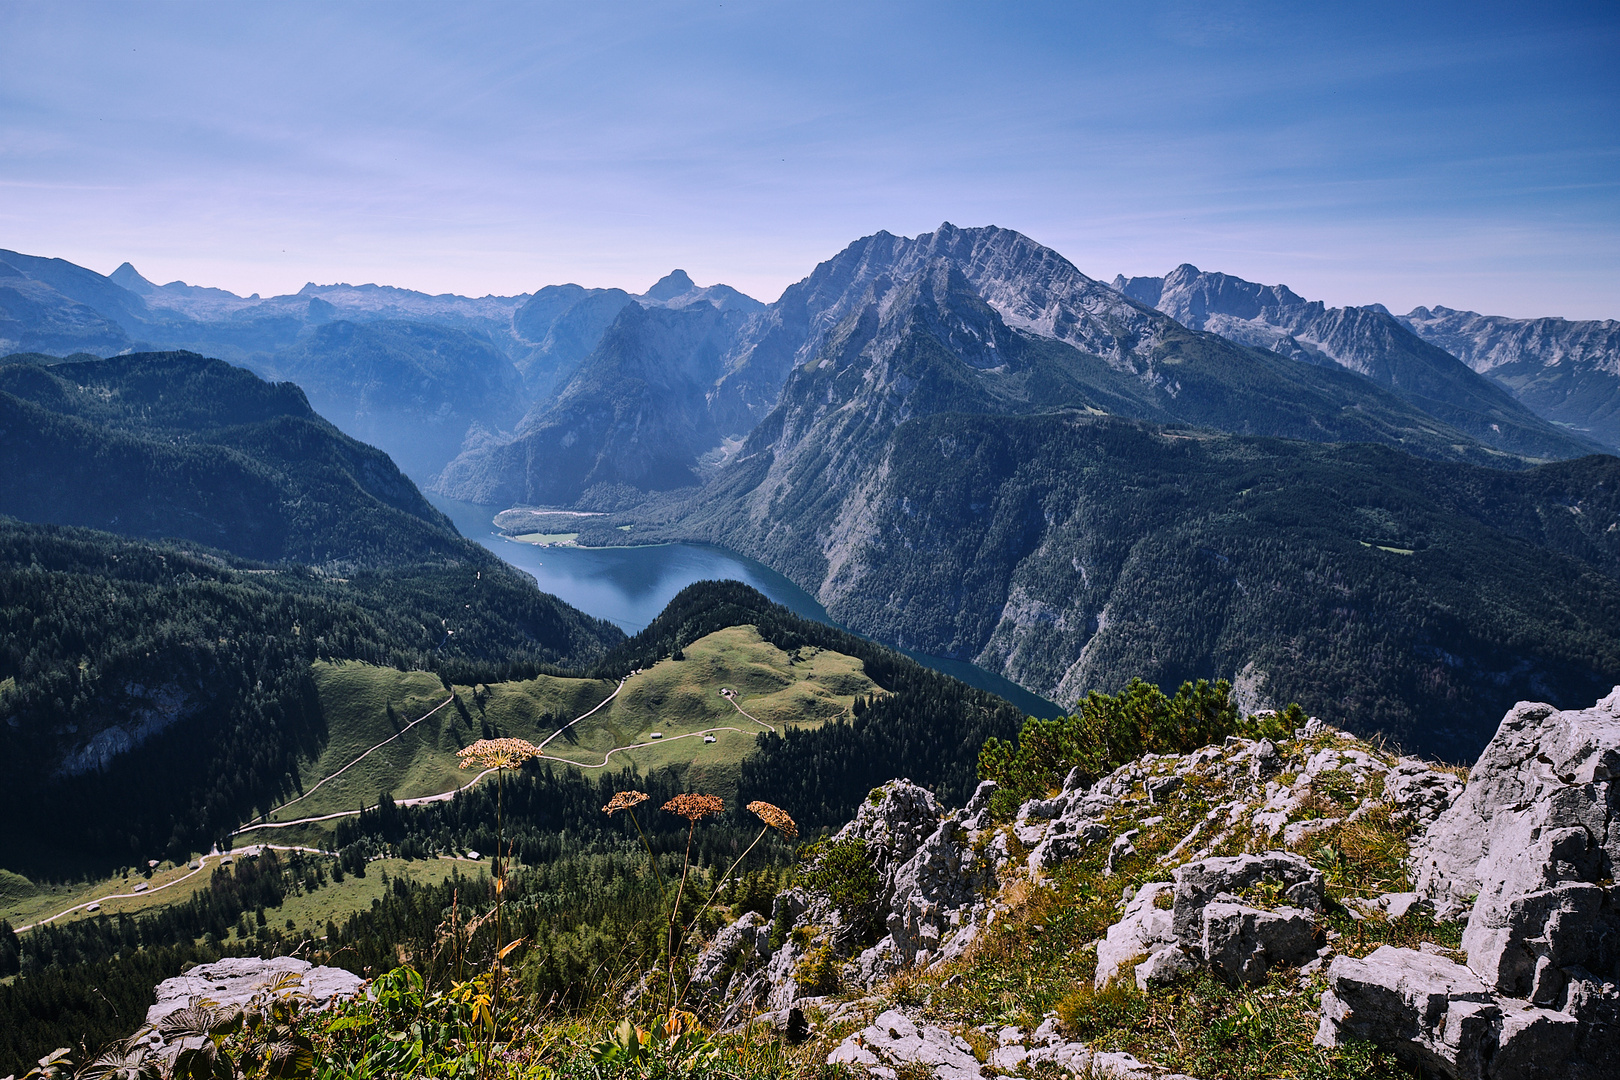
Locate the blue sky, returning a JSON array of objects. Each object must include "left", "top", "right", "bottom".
[{"left": 1, "top": 1, "right": 1615, "bottom": 318}]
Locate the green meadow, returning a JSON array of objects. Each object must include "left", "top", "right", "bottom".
[{"left": 241, "top": 625, "right": 881, "bottom": 836}]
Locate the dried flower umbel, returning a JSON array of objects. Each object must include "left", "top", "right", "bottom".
[
  {"left": 747, "top": 799, "right": 798, "bottom": 840},
  {"left": 602, "top": 790, "right": 650, "bottom": 816},
  {"left": 662, "top": 793, "right": 725, "bottom": 822},
  {"left": 457, "top": 737, "right": 543, "bottom": 770},
  {"left": 603, "top": 789, "right": 664, "bottom": 893},
  {"left": 656, "top": 793, "right": 725, "bottom": 1005},
  {"left": 672, "top": 797, "right": 800, "bottom": 1010},
  {"left": 454, "top": 736, "right": 540, "bottom": 1047}
]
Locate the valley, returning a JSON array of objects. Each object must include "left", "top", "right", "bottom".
[{"left": 3, "top": 220, "right": 1618, "bottom": 1080}]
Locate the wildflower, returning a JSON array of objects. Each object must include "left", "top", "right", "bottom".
[
  {"left": 662, "top": 793, "right": 724, "bottom": 821},
  {"left": 603, "top": 790, "right": 650, "bottom": 816},
  {"left": 457, "top": 737, "right": 542, "bottom": 770},
  {"left": 747, "top": 800, "right": 798, "bottom": 839}
]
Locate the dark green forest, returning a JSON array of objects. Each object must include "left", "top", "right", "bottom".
[
  {"left": 0, "top": 520, "right": 621, "bottom": 870},
  {"left": 0, "top": 351, "right": 467, "bottom": 566}
]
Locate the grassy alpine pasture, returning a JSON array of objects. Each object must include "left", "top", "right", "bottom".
[
  {"left": 0, "top": 860, "right": 217, "bottom": 929},
  {"left": 270, "top": 856, "right": 484, "bottom": 942},
  {"left": 252, "top": 625, "right": 881, "bottom": 833},
  {"left": 0, "top": 850, "right": 305, "bottom": 930}
]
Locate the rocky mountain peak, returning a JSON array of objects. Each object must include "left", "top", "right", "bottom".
[
  {"left": 1149, "top": 265, "right": 1309, "bottom": 330},
  {"left": 108, "top": 261, "right": 156, "bottom": 295},
  {"left": 877, "top": 257, "right": 1021, "bottom": 372},
  {"left": 643, "top": 268, "right": 696, "bottom": 300}
]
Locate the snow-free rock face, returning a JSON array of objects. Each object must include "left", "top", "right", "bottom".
[
  {"left": 1317, "top": 690, "right": 1620, "bottom": 1079},
  {"left": 1414, "top": 690, "right": 1620, "bottom": 921},
  {"left": 827, "top": 1010, "right": 1191, "bottom": 1080},
  {"left": 145, "top": 957, "right": 365, "bottom": 1026},
  {"left": 1112, "top": 265, "right": 1599, "bottom": 461},
  {"left": 1091, "top": 852, "right": 1324, "bottom": 990}
]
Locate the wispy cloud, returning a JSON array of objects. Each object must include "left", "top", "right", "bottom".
[{"left": 0, "top": 0, "right": 1613, "bottom": 318}]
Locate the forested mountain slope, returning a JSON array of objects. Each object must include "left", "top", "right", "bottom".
[
  {"left": 617, "top": 262, "right": 1620, "bottom": 759},
  {"left": 1114, "top": 264, "right": 1598, "bottom": 460},
  {"left": 0, "top": 351, "right": 472, "bottom": 566},
  {"left": 436, "top": 298, "right": 761, "bottom": 506},
  {"left": 267, "top": 320, "right": 527, "bottom": 480},
  {"left": 0, "top": 519, "right": 622, "bottom": 870},
  {"left": 1399, "top": 304, "right": 1620, "bottom": 450}
]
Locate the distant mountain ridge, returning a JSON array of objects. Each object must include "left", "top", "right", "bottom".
[
  {"left": 440, "top": 222, "right": 1579, "bottom": 508},
  {"left": 438, "top": 299, "right": 758, "bottom": 506},
  {"left": 1113, "top": 264, "right": 1601, "bottom": 460},
  {"left": 1399, "top": 305, "right": 1620, "bottom": 450},
  {"left": 0, "top": 250, "right": 771, "bottom": 484},
  {"left": 619, "top": 308, "right": 1620, "bottom": 761},
  {"left": 0, "top": 350, "right": 467, "bottom": 566}
]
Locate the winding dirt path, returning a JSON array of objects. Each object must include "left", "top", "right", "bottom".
[
  {"left": 547, "top": 724, "right": 752, "bottom": 769},
  {"left": 232, "top": 677, "right": 628, "bottom": 836},
  {"left": 268, "top": 694, "right": 456, "bottom": 816}
]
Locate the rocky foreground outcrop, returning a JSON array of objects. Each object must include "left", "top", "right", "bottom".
[
  {"left": 691, "top": 692, "right": 1619, "bottom": 1079},
  {"left": 1316, "top": 690, "right": 1620, "bottom": 1079},
  {"left": 146, "top": 957, "right": 364, "bottom": 1026}
]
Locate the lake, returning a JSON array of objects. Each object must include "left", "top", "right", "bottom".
[{"left": 427, "top": 494, "right": 1060, "bottom": 717}]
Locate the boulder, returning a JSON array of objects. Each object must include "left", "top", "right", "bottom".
[
  {"left": 1316, "top": 946, "right": 1507, "bottom": 1079},
  {"left": 146, "top": 957, "right": 364, "bottom": 1026},
  {"left": 1413, "top": 691, "right": 1620, "bottom": 920},
  {"left": 1170, "top": 852, "right": 1324, "bottom": 943},
  {"left": 1383, "top": 758, "right": 1464, "bottom": 829},
  {"left": 826, "top": 1009, "right": 983, "bottom": 1080},
  {"left": 1416, "top": 692, "right": 1620, "bottom": 1011},
  {"left": 1095, "top": 856, "right": 1323, "bottom": 988},
  {"left": 1095, "top": 882, "right": 1178, "bottom": 988},
  {"left": 1316, "top": 945, "right": 1601, "bottom": 1080},
  {"left": 1318, "top": 689, "right": 1620, "bottom": 1079},
  {"left": 1200, "top": 902, "right": 1316, "bottom": 985}
]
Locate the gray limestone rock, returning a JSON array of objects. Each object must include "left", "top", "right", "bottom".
[
  {"left": 1135, "top": 944, "right": 1199, "bottom": 990},
  {"left": 1095, "top": 882, "right": 1179, "bottom": 988},
  {"left": 1147, "top": 774, "right": 1183, "bottom": 803},
  {"left": 1411, "top": 689, "right": 1620, "bottom": 1020},
  {"left": 1200, "top": 901, "right": 1316, "bottom": 985},
  {"left": 1413, "top": 690, "right": 1620, "bottom": 920},
  {"left": 1317, "top": 689, "right": 1620, "bottom": 1079},
  {"left": 826, "top": 1009, "right": 983, "bottom": 1080},
  {"left": 1316, "top": 946, "right": 1505, "bottom": 1079},
  {"left": 687, "top": 910, "right": 768, "bottom": 1008},
  {"left": 1316, "top": 945, "right": 1611, "bottom": 1080},
  {"left": 1171, "top": 852, "right": 1324, "bottom": 943},
  {"left": 1383, "top": 758, "right": 1465, "bottom": 830},
  {"left": 146, "top": 957, "right": 364, "bottom": 1026}
]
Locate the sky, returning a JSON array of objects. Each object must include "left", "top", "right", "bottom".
[{"left": 0, "top": 1, "right": 1616, "bottom": 319}]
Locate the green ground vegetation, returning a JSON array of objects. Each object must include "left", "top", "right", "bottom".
[
  {"left": 779, "top": 726, "right": 1455, "bottom": 1080},
  {"left": 0, "top": 518, "right": 621, "bottom": 874},
  {"left": 254, "top": 626, "right": 879, "bottom": 834}
]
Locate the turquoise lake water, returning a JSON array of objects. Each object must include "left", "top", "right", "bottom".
[{"left": 427, "top": 494, "right": 1059, "bottom": 717}]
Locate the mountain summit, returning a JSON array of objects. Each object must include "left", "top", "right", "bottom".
[{"left": 1113, "top": 264, "right": 1601, "bottom": 460}]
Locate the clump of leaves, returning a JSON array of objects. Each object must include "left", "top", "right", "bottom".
[
  {"left": 796, "top": 838, "right": 881, "bottom": 944},
  {"left": 978, "top": 679, "right": 1251, "bottom": 816},
  {"left": 793, "top": 944, "right": 839, "bottom": 996}
]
